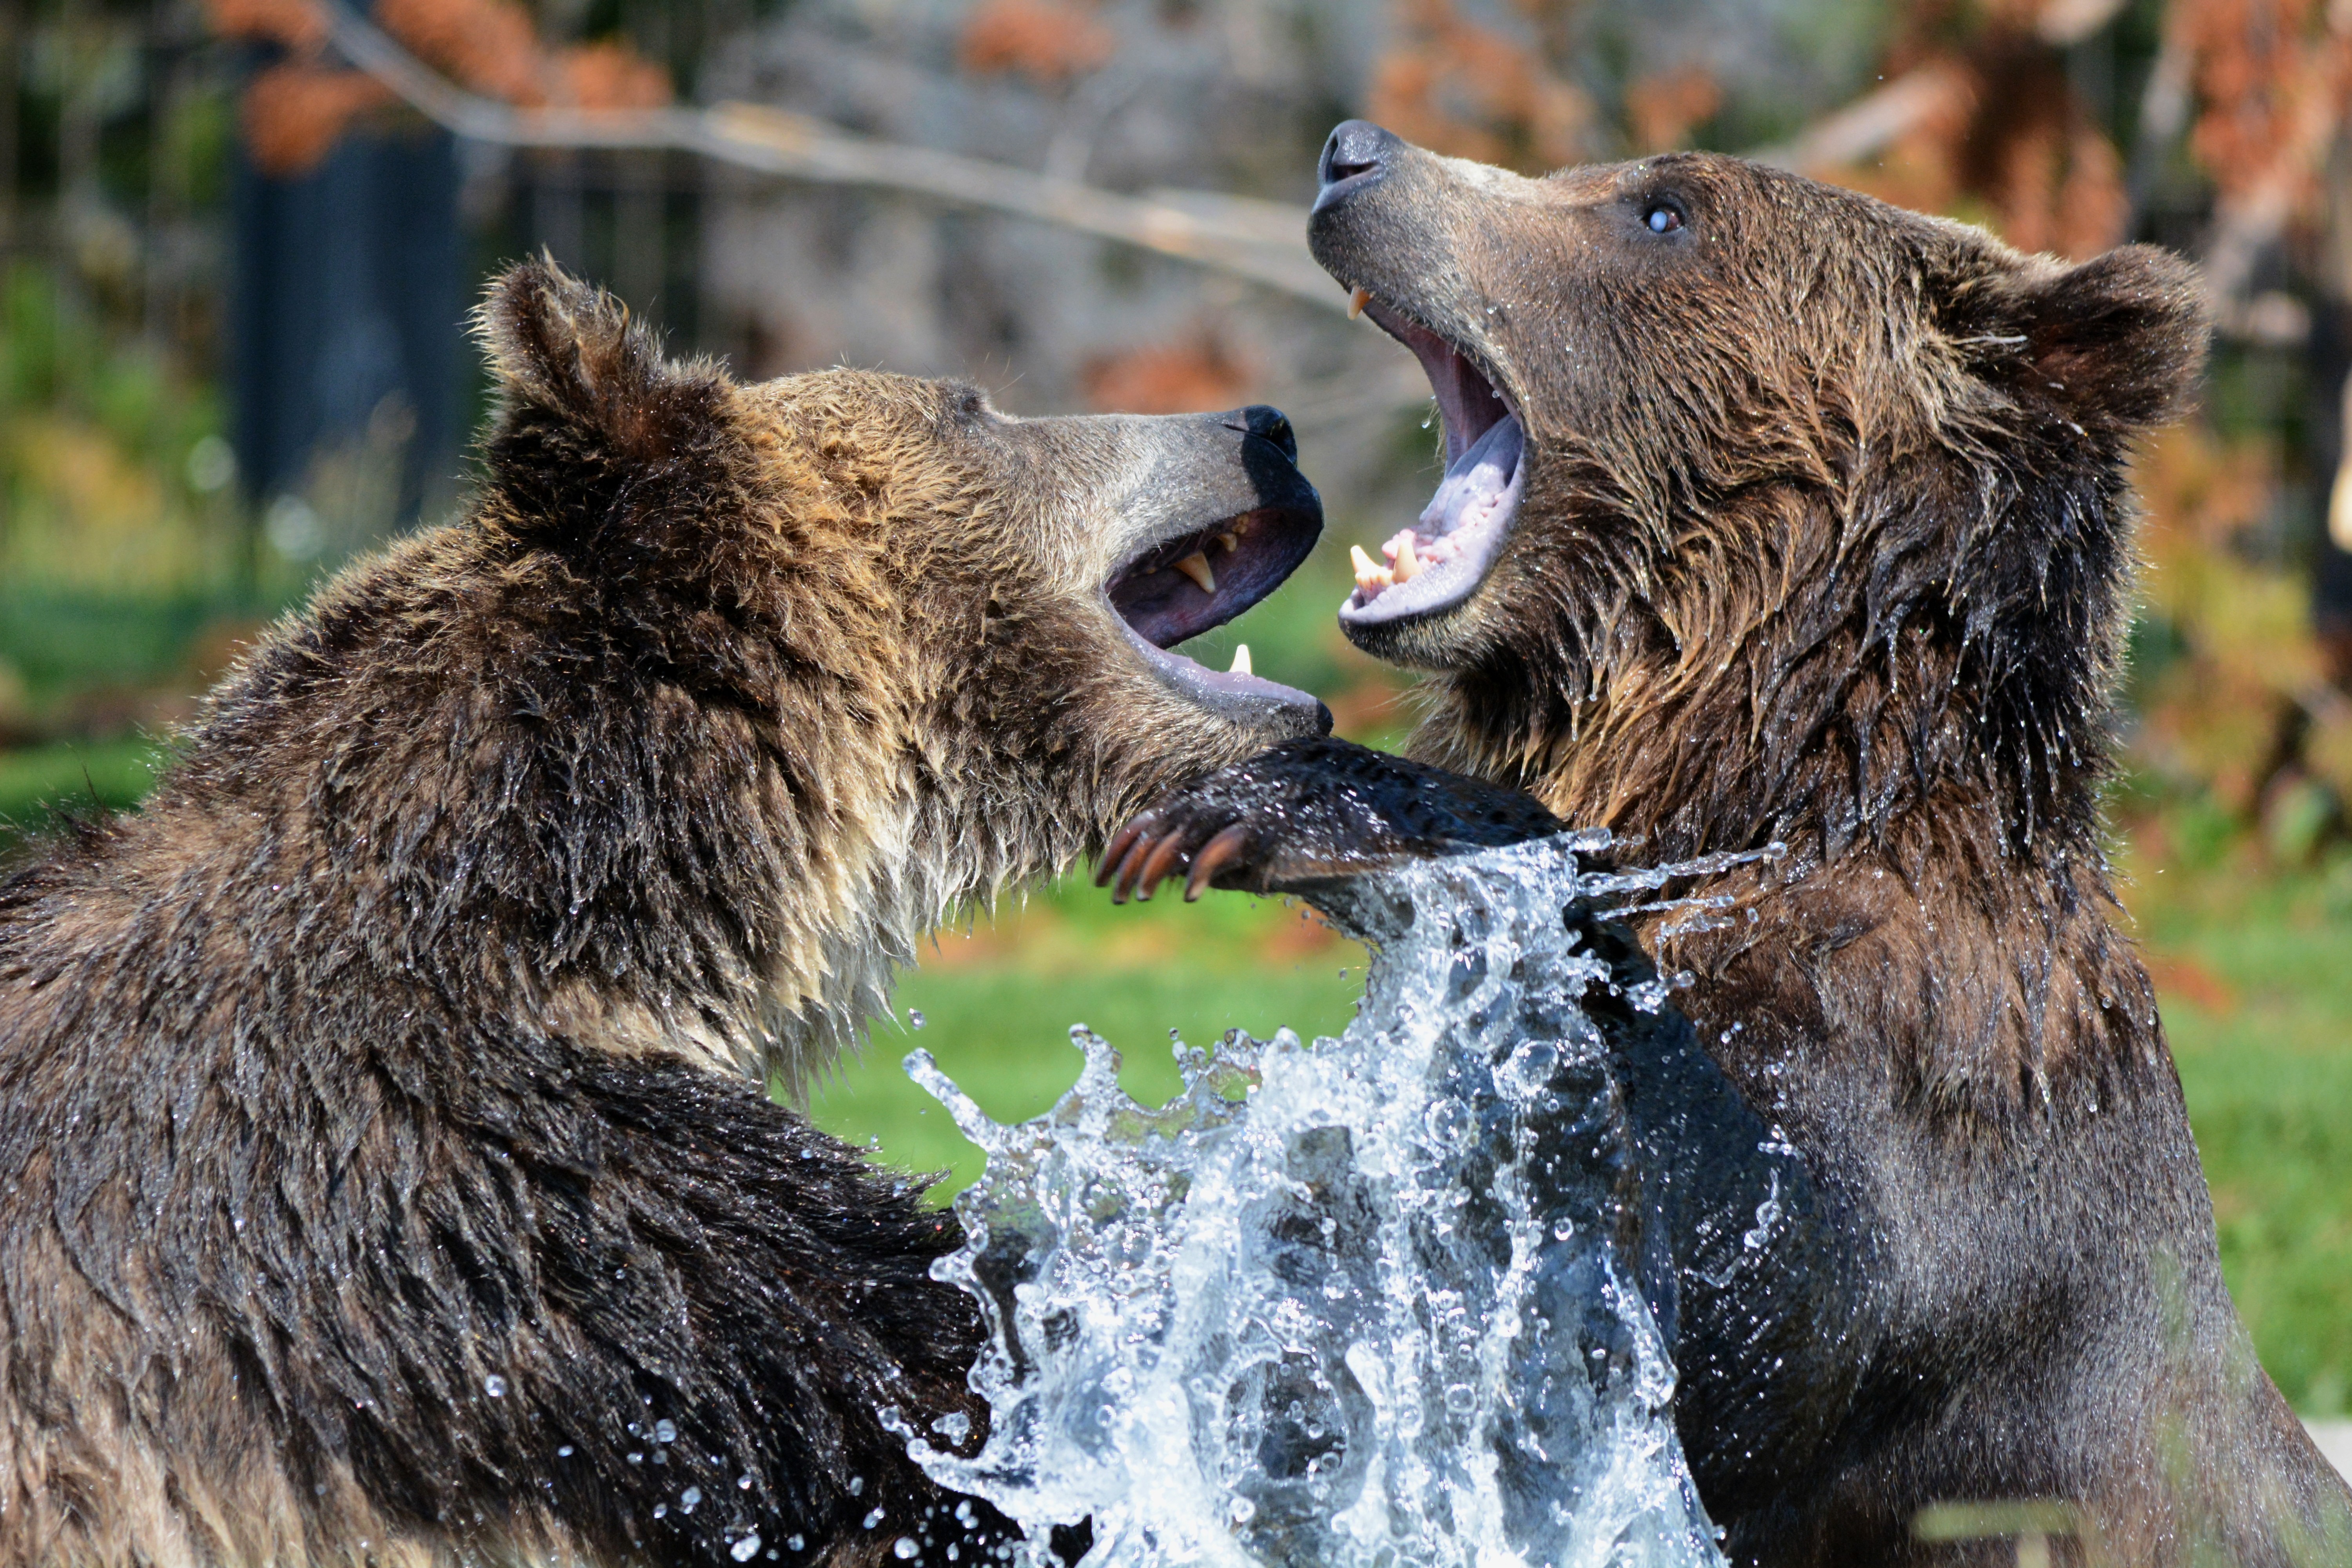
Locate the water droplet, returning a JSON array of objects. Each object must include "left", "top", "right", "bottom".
[
  {"left": 863, "top": 1506, "right": 887, "bottom": 1529},
  {"left": 556, "top": 1445, "right": 573, "bottom": 1457},
  {"left": 786, "top": 1536, "right": 806, "bottom": 1552},
  {"left": 483, "top": 1375, "right": 508, "bottom": 1399},
  {"left": 898, "top": 837, "right": 1721, "bottom": 1561},
  {"left": 908, "top": 1009, "right": 926, "bottom": 1030},
  {"left": 653, "top": 1504, "right": 668, "bottom": 1519},
  {"left": 680, "top": 1485, "right": 701, "bottom": 1512},
  {"left": 1423, "top": 1099, "right": 1473, "bottom": 1149},
  {"left": 730, "top": 1533, "right": 762, "bottom": 1562},
  {"left": 738, "top": 1474, "right": 753, "bottom": 1490},
  {"left": 652, "top": 1418, "right": 677, "bottom": 1444},
  {"left": 1503, "top": 1038, "right": 1559, "bottom": 1093},
  {"left": 894, "top": 1539, "right": 921, "bottom": 1559},
  {"left": 627, "top": 1452, "right": 644, "bottom": 1465}
]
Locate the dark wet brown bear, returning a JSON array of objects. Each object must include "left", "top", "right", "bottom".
[
  {"left": 1111, "top": 128, "right": 2352, "bottom": 1564},
  {"left": 0, "top": 258, "right": 1328, "bottom": 1567}
]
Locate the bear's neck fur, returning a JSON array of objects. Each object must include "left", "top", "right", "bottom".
[
  {"left": 86, "top": 289, "right": 1136, "bottom": 1098},
  {"left": 1411, "top": 410, "right": 2161, "bottom": 1109},
  {"left": 1423, "top": 452, "right": 2129, "bottom": 872}
]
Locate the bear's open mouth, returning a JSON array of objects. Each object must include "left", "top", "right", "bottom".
[
  {"left": 1339, "top": 296, "right": 1524, "bottom": 628},
  {"left": 1105, "top": 500, "right": 1324, "bottom": 718}
]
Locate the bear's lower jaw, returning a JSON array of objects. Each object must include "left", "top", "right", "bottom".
[
  {"left": 1335, "top": 294, "right": 1526, "bottom": 631},
  {"left": 1104, "top": 490, "right": 1329, "bottom": 730},
  {"left": 1341, "top": 412, "right": 1524, "bottom": 630},
  {"left": 1114, "top": 612, "right": 1331, "bottom": 734}
]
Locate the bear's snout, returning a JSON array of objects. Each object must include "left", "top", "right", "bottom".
[{"left": 1317, "top": 120, "right": 1403, "bottom": 211}]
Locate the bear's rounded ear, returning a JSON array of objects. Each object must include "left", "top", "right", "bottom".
[
  {"left": 475, "top": 254, "right": 728, "bottom": 465},
  {"left": 2013, "top": 245, "right": 2210, "bottom": 432}
]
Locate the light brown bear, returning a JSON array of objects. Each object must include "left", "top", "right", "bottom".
[
  {"left": 1110, "top": 127, "right": 2352, "bottom": 1566},
  {"left": 0, "top": 258, "right": 1325, "bottom": 1567}
]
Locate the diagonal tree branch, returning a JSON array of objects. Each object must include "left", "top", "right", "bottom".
[{"left": 319, "top": 0, "right": 1346, "bottom": 310}]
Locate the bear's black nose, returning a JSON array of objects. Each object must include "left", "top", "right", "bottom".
[
  {"left": 1232, "top": 405, "right": 1298, "bottom": 464},
  {"left": 1316, "top": 120, "right": 1401, "bottom": 209}
]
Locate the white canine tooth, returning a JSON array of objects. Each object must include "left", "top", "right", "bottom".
[
  {"left": 1394, "top": 536, "right": 1421, "bottom": 581},
  {"left": 1175, "top": 552, "right": 1217, "bottom": 594},
  {"left": 1350, "top": 544, "right": 1390, "bottom": 589},
  {"left": 1348, "top": 286, "right": 1372, "bottom": 320},
  {"left": 1229, "top": 643, "right": 1252, "bottom": 676}
]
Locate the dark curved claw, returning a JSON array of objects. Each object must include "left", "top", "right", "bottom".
[
  {"left": 1183, "top": 824, "right": 1252, "bottom": 901},
  {"left": 1111, "top": 831, "right": 1156, "bottom": 904},
  {"left": 1096, "top": 823, "right": 1146, "bottom": 888},
  {"left": 1100, "top": 737, "right": 1569, "bottom": 904},
  {"left": 1132, "top": 832, "right": 1190, "bottom": 902}
]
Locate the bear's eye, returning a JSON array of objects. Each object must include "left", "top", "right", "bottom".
[{"left": 1643, "top": 200, "right": 1685, "bottom": 234}]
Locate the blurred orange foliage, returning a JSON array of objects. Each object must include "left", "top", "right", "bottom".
[
  {"left": 1624, "top": 64, "right": 1722, "bottom": 154},
  {"left": 1367, "top": 0, "right": 1588, "bottom": 173},
  {"left": 1822, "top": 24, "right": 2128, "bottom": 258},
  {"left": 2176, "top": 0, "right": 2351, "bottom": 206},
  {"left": 205, "top": 0, "right": 327, "bottom": 51},
  {"left": 207, "top": 0, "right": 673, "bottom": 176},
  {"left": 557, "top": 40, "right": 673, "bottom": 112},
  {"left": 2129, "top": 424, "right": 2352, "bottom": 853},
  {"left": 376, "top": 0, "right": 546, "bottom": 103},
  {"left": 1083, "top": 337, "right": 1251, "bottom": 415},
  {"left": 957, "top": 0, "right": 1116, "bottom": 83},
  {"left": 240, "top": 62, "right": 394, "bottom": 176}
]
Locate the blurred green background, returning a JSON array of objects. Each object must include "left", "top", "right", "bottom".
[{"left": 4, "top": 0, "right": 2348, "bottom": 1427}]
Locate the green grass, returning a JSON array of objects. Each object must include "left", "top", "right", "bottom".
[
  {"left": 0, "top": 562, "right": 2343, "bottom": 1418},
  {"left": 2125, "top": 852, "right": 2352, "bottom": 1417},
  {"left": 809, "top": 877, "right": 1367, "bottom": 1192},
  {"left": 0, "top": 589, "right": 279, "bottom": 705},
  {"left": 807, "top": 836, "right": 2352, "bottom": 1421},
  {"left": 0, "top": 733, "right": 170, "bottom": 833}
]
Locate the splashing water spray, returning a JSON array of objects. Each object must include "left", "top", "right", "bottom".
[{"left": 897, "top": 836, "right": 1772, "bottom": 1567}]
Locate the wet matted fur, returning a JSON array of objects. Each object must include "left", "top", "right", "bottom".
[
  {"left": 0, "top": 259, "right": 1326, "bottom": 1566},
  {"left": 1118, "top": 131, "right": 2352, "bottom": 1565}
]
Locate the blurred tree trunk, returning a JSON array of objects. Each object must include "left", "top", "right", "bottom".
[{"left": 0, "top": 0, "right": 18, "bottom": 250}]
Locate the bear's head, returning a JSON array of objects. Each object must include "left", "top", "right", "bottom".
[
  {"left": 453, "top": 260, "right": 1328, "bottom": 1077},
  {"left": 479, "top": 257, "right": 1326, "bottom": 827},
  {"left": 1306, "top": 125, "right": 2206, "bottom": 858}
]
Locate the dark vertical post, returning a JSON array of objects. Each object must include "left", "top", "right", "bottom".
[
  {"left": 0, "top": 0, "right": 18, "bottom": 250},
  {"left": 230, "top": 113, "right": 461, "bottom": 567}
]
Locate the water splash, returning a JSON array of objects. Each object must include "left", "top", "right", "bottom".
[{"left": 901, "top": 838, "right": 1733, "bottom": 1568}]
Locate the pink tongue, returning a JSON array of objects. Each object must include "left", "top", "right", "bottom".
[
  {"left": 1419, "top": 414, "right": 1523, "bottom": 539},
  {"left": 1350, "top": 413, "right": 1526, "bottom": 610}
]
